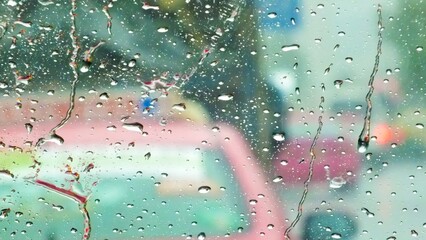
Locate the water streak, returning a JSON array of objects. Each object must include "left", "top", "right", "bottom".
[
  {"left": 358, "top": 4, "right": 383, "bottom": 152},
  {"left": 284, "top": 96, "right": 324, "bottom": 240},
  {"left": 35, "top": 0, "right": 80, "bottom": 147},
  {"left": 102, "top": 0, "right": 113, "bottom": 36}
]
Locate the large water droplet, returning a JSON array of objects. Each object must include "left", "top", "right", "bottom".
[
  {"left": 197, "top": 232, "right": 206, "bottom": 240},
  {"left": 334, "top": 80, "right": 343, "bottom": 89},
  {"left": 157, "top": 27, "right": 168, "bottom": 33},
  {"left": 415, "top": 123, "right": 424, "bottom": 129},
  {"left": 357, "top": 138, "right": 369, "bottom": 153},
  {"left": 272, "top": 132, "right": 285, "bottom": 141},
  {"left": 25, "top": 123, "right": 33, "bottom": 134},
  {"left": 172, "top": 103, "right": 186, "bottom": 111},
  {"left": 281, "top": 44, "right": 300, "bottom": 52},
  {"left": 218, "top": 94, "right": 233, "bottom": 101},
  {"left": 330, "top": 177, "right": 347, "bottom": 189},
  {"left": 44, "top": 133, "right": 65, "bottom": 145},
  {"left": 99, "top": 92, "right": 109, "bottom": 100},
  {"left": 122, "top": 122, "right": 144, "bottom": 134},
  {"left": 331, "top": 233, "right": 342, "bottom": 239},
  {"left": 198, "top": 186, "right": 211, "bottom": 193},
  {"left": 273, "top": 176, "right": 283, "bottom": 183},
  {"left": 128, "top": 59, "right": 136, "bottom": 68},
  {"left": 267, "top": 12, "right": 277, "bottom": 18}
]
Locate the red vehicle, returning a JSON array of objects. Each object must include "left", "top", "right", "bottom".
[{"left": 1, "top": 92, "right": 286, "bottom": 240}]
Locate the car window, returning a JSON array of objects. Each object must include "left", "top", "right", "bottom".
[{"left": 0, "top": 1, "right": 425, "bottom": 240}]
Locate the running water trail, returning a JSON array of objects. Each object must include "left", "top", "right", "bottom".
[
  {"left": 102, "top": 0, "right": 113, "bottom": 36},
  {"left": 284, "top": 96, "right": 324, "bottom": 240},
  {"left": 35, "top": 0, "right": 80, "bottom": 148},
  {"left": 357, "top": 4, "right": 383, "bottom": 153},
  {"left": 32, "top": 1, "right": 92, "bottom": 239}
]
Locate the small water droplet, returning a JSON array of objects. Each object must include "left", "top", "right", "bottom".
[
  {"left": 128, "top": 59, "right": 136, "bottom": 68},
  {"left": 144, "top": 152, "right": 151, "bottom": 160},
  {"left": 198, "top": 186, "right": 211, "bottom": 193},
  {"left": 334, "top": 80, "right": 343, "bottom": 89},
  {"left": 273, "top": 176, "right": 283, "bottom": 183},
  {"left": 70, "top": 228, "right": 78, "bottom": 233},
  {"left": 411, "top": 230, "right": 418, "bottom": 237},
  {"left": 267, "top": 12, "right": 277, "bottom": 18},
  {"left": 416, "top": 123, "right": 424, "bottom": 129},
  {"left": 218, "top": 94, "right": 233, "bottom": 101},
  {"left": 358, "top": 138, "right": 369, "bottom": 153},
  {"left": 197, "top": 232, "right": 206, "bottom": 240},
  {"left": 330, "top": 177, "right": 347, "bottom": 189},
  {"left": 345, "top": 57, "right": 353, "bottom": 63},
  {"left": 157, "top": 27, "right": 168, "bottom": 33},
  {"left": 99, "top": 92, "right": 109, "bottom": 100},
  {"left": 52, "top": 204, "right": 64, "bottom": 211},
  {"left": 281, "top": 44, "right": 300, "bottom": 52},
  {"left": 416, "top": 46, "right": 423, "bottom": 52},
  {"left": 25, "top": 123, "right": 33, "bottom": 134},
  {"left": 331, "top": 233, "right": 342, "bottom": 239},
  {"left": 361, "top": 207, "right": 375, "bottom": 217},
  {"left": 272, "top": 132, "right": 285, "bottom": 141},
  {"left": 80, "top": 61, "right": 91, "bottom": 73},
  {"left": 280, "top": 160, "right": 288, "bottom": 165},
  {"left": 0, "top": 81, "right": 8, "bottom": 89},
  {"left": 295, "top": 87, "right": 300, "bottom": 95},
  {"left": 106, "top": 125, "right": 116, "bottom": 131}
]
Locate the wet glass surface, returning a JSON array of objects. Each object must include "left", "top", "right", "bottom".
[{"left": 0, "top": 1, "right": 425, "bottom": 239}]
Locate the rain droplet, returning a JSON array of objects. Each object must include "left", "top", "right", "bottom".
[
  {"left": 361, "top": 207, "right": 375, "bottom": 217},
  {"left": 99, "top": 92, "right": 109, "bottom": 100},
  {"left": 0, "top": 81, "right": 8, "bottom": 89},
  {"left": 273, "top": 176, "right": 283, "bottom": 183},
  {"left": 330, "top": 177, "right": 347, "bottom": 189},
  {"left": 267, "top": 12, "right": 277, "bottom": 18},
  {"left": 172, "top": 103, "right": 186, "bottom": 111},
  {"left": 106, "top": 125, "right": 116, "bottom": 131},
  {"left": 128, "top": 59, "right": 136, "bottom": 68},
  {"left": 80, "top": 61, "right": 91, "bottom": 73},
  {"left": 345, "top": 57, "right": 353, "bottom": 63},
  {"left": 122, "top": 122, "right": 143, "bottom": 134},
  {"left": 157, "top": 27, "right": 168, "bottom": 33},
  {"left": 334, "top": 80, "right": 343, "bottom": 89},
  {"left": 25, "top": 123, "right": 33, "bottom": 134},
  {"left": 144, "top": 152, "right": 151, "bottom": 160},
  {"left": 331, "top": 233, "right": 342, "bottom": 239},
  {"left": 44, "top": 133, "right": 65, "bottom": 145},
  {"left": 198, "top": 186, "right": 211, "bottom": 193},
  {"left": 281, "top": 44, "right": 300, "bottom": 52},
  {"left": 218, "top": 94, "right": 234, "bottom": 101},
  {"left": 280, "top": 160, "right": 288, "bottom": 165},
  {"left": 416, "top": 123, "right": 424, "bottom": 129},
  {"left": 416, "top": 46, "right": 423, "bottom": 52},
  {"left": 197, "top": 232, "right": 206, "bottom": 240},
  {"left": 357, "top": 139, "right": 369, "bottom": 153},
  {"left": 52, "top": 204, "right": 64, "bottom": 211},
  {"left": 272, "top": 132, "right": 285, "bottom": 141},
  {"left": 411, "top": 229, "right": 418, "bottom": 237}
]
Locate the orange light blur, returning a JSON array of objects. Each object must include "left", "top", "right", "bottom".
[{"left": 373, "top": 123, "right": 393, "bottom": 145}]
